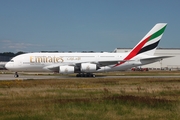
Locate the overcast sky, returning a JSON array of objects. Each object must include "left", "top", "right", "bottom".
[{"left": 0, "top": 0, "right": 180, "bottom": 52}]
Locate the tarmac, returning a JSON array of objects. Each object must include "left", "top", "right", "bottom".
[
  {"left": 0, "top": 74, "right": 68, "bottom": 80},
  {"left": 1, "top": 73, "right": 180, "bottom": 80}
]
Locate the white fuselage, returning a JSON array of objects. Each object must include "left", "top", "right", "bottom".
[{"left": 5, "top": 52, "right": 154, "bottom": 73}]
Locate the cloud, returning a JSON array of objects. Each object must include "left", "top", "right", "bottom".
[
  {"left": 1, "top": 40, "right": 45, "bottom": 52},
  {"left": 1, "top": 40, "right": 11, "bottom": 43}
]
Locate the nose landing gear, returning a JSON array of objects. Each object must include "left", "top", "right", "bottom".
[{"left": 14, "top": 72, "right": 19, "bottom": 78}]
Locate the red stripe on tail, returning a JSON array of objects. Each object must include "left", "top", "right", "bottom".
[{"left": 114, "top": 35, "right": 151, "bottom": 67}]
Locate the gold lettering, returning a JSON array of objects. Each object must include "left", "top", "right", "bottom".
[
  {"left": 35, "top": 57, "right": 42, "bottom": 63},
  {"left": 67, "top": 57, "right": 81, "bottom": 61},
  {"left": 56, "top": 57, "right": 60, "bottom": 62},
  {"left": 48, "top": 56, "right": 53, "bottom": 63},
  {"left": 30, "top": 56, "right": 34, "bottom": 63},
  {"left": 53, "top": 57, "right": 55, "bottom": 62},
  {"left": 60, "top": 57, "right": 64, "bottom": 62},
  {"left": 30, "top": 56, "right": 64, "bottom": 63}
]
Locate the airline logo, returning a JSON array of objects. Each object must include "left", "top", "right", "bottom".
[
  {"left": 114, "top": 24, "right": 167, "bottom": 67},
  {"left": 30, "top": 56, "right": 64, "bottom": 63},
  {"left": 30, "top": 56, "right": 82, "bottom": 63}
]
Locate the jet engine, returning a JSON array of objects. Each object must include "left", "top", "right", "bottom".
[
  {"left": 81, "top": 63, "right": 97, "bottom": 72},
  {"left": 59, "top": 63, "right": 98, "bottom": 74},
  {"left": 59, "top": 66, "right": 74, "bottom": 74}
]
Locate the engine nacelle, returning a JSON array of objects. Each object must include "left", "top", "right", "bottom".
[
  {"left": 59, "top": 66, "right": 74, "bottom": 74},
  {"left": 81, "top": 63, "right": 97, "bottom": 72}
]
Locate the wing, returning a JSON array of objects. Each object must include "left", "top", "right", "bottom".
[{"left": 43, "top": 60, "right": 129, "bottom": 71}]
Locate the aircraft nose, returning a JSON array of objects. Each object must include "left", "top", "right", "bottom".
[{"left": 5, "top": 62, "right": 12, "bottom": 70}]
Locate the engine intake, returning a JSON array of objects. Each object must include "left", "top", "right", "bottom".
[
  {"left": 59, "top": 63, "right": 98, "bottom": 74},
  {"left": 59, "top": 66, "right": 74, "bottom": 74},
  {"left": 81, "top": 63, "right": 97, "bottom": 72}
]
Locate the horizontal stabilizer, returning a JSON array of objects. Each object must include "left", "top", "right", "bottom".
[{"left": 140, "top": 56, "right": 173, "bottom": 61}]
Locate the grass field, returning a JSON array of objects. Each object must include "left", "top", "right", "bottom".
[{"left": 0, "top": 71, "right": 180, "bottom": 120}]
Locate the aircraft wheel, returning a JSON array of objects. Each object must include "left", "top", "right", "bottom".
[
  {"left": 88, "top": 73, "right": 95, "bottom": 78},
  {"left": 86, "top": 73, "right": 91, "bottom": 77},
  {"left": 14, "top": 72, "right": 19, "bottom": 78},
  {"left": 79, "top": 73, "right": 84, "bottom": 77},
  {"left": 76, "top": 73, "right": 82, "bottom": 77},
  {"left": 76, "top": 73, "right": 95, "bottom": 78},
  {"left": 76, "top": 74, "right": 79, "bottom": 77},
  {"left": 82, "top": 74, "right": 86, "bottom": 77}
]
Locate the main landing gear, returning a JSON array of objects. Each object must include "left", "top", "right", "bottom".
[
  {"left": 14, "top": 72, "right": 19, "bottom": 78},
  {"left": 76, "top": 73, "right": 95, "bottom": 78}
]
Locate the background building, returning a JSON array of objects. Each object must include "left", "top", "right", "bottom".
[{"left": 114, "top": 48, "right": 180, "bottom": 70}]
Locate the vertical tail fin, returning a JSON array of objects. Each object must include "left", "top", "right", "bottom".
[
  {"left": 114, "top": 23, "right": 167, "bottom": 67},
  {"left": 130, "top": 23, "right": 167, "bottom": 56},
  {"left": 124, "top": 23, "right": 167, "bottom": 60}
]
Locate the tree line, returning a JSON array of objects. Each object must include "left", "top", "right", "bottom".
[{"left": 0, "top": 51, "right": 25, "bottom": 57}]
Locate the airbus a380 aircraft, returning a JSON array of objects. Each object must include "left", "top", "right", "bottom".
[{"left": 5, "top": 23, "right": 170, "bottom": 77}]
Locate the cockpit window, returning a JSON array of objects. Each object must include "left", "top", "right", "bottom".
[{"left": 10, "top": 60, "right": 14, "bottom": 62}]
